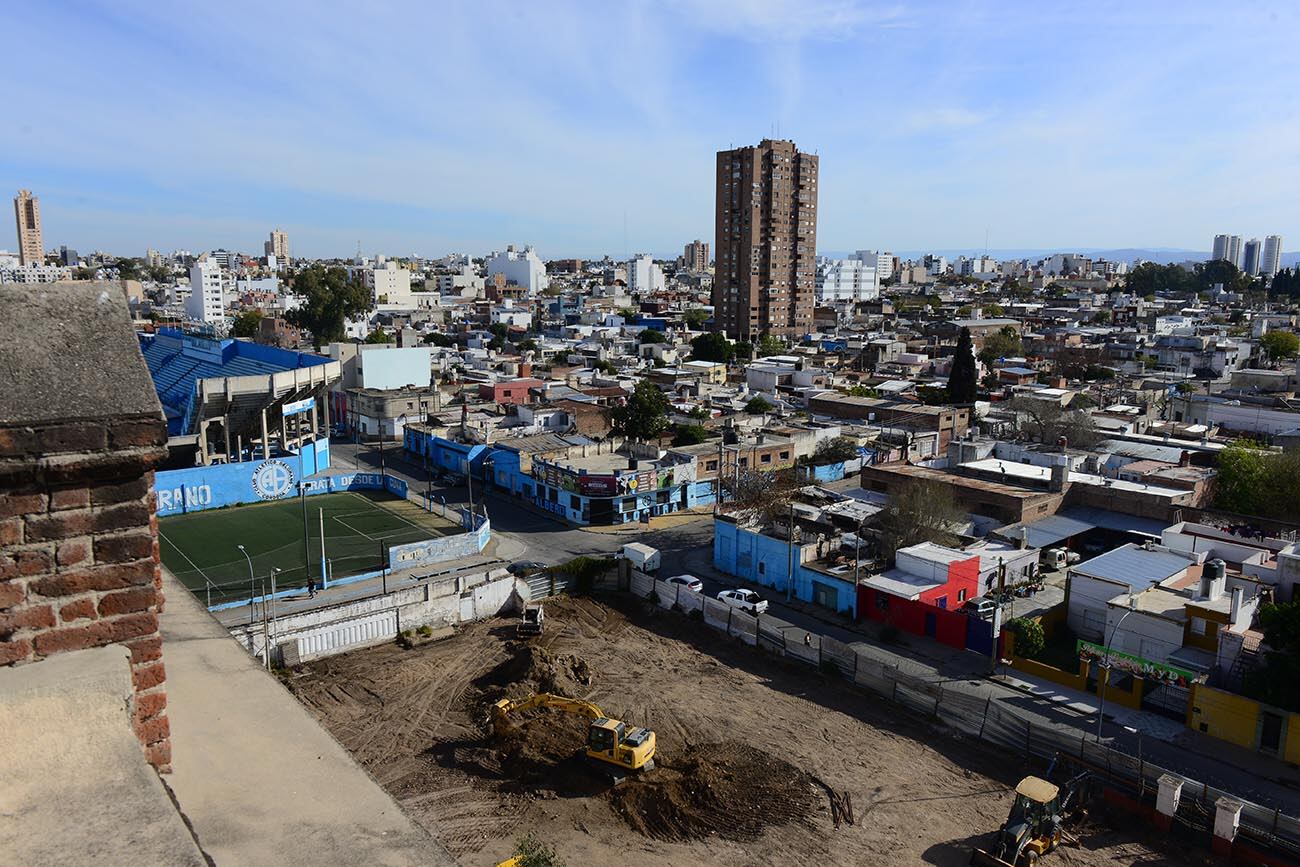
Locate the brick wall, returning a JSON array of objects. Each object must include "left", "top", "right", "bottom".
[{"left": 0, "top": 413, "right": 171, "bottom": 770}]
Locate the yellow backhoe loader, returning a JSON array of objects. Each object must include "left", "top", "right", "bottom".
[
  {"left": 970, "top": 768, "right": 1091, "bottom": 867},
  {"left": 490, "top": 693, "right": 656, "bottom": 780}
]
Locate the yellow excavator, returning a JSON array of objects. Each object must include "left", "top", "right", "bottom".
[
  {"left": 490, "top": 693, "right": 656, "bottom": 779},
  {"left": 970, "top": 767, "right": 1091, "bottom": 867}
]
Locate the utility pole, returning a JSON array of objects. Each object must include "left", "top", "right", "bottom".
[
  {"left": 786, "top": 501, "right": 796, "bottom": 603},
  {"left": 300, "top": 485, "right": 309, "bottom": 586}
]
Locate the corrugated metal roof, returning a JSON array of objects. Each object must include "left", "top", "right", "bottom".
[
  {"left": 1008, "top": 514, "right": 1096, "bottom": 549},
  {"left": 1060, "top": 506, "right": 1168, "bottom": 538},
  {"left": 1071, "top": 544, "right": 1193, "bottom": 591}
]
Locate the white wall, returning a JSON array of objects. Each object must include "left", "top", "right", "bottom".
[
  {"left": 358, "top": 346, "right": 432, "bottom": 390},
  {"left": 1067, "top": 573, "right": 1130, "bottom": 640}
]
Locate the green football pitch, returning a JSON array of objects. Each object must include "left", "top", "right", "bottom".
[{"left": 158, "top": 491, "right": 459, "bottom": 606}]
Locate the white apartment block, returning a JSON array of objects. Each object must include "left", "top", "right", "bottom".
[
  {"left": 486, "top": 244, "right": 548, "bottom": 295},
  {"left": 0, "top": 263, "right": 71, "bottom": 284},
  {"left": 627, "top": 254, "right": 665, "bottom": 295},
  {"left": 1262, "top": 235, "right": 1283, "bottom": 277},
  {"left": 815, "top": 258, "right": 879, "bottom": 303},
  {"left": 365, "top": 258, "right": 414, "bottom": 305},
  {"left": 184, "top": 259, "right": 227, "bottom": 325}
]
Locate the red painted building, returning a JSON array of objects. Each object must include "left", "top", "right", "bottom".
[
  {"left": 478, "top": 377, "right": 543, "bottom": 406},
  {"left": 856, "top": 543, "right": 981, "bottom": 650}
]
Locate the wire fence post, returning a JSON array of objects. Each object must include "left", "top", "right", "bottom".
[{"left": 977, "top": 696, "right": 991, "bottom": 740}]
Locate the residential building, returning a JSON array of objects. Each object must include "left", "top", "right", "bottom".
[
  {"left": 815, "top": 258, "right": 878, "bottom": 303},
  {"left": 1262, "top": 235, "right": 1284, "bottom": 277},
  {"left": 627, "top": 254, "right": 665, "bottom": 295},
  {"left": 58, "top": 245, "right": 78, "bottom": 266},
  {"left": 1243, "top": 238, "right": 1262, "bottom": 276},
  {"left": 683, "top": 239, "right": 709, "bottom": 272},
  {"left": 1212, "top": 233, "right": 1242, "bottom": 268},
  {"left": 486, "top": 244, "right": 548, "bottom": 295},
  {"left": 0, "top": 263, "right": 71, "bottom": 284},
  {"left": 13, "top": 189, "right": 42, "bottom": 266},
  {"left": 365, "top": 258, "right": 414, "bottom": 305},
  {"left": 713, "top": 138, "right": 818, "bottom": 340},
  {"left": 436, "top": 265, "right": 485, "bottom": 297},
  {"left": 184, "top": 258, "right": 226, "bottom": 325},
  {"left": 264, "top": 228, "right": 289, "bottom": 261}
]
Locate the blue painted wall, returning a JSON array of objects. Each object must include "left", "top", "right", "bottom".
[{"left": 713, "top": 519, "right": 857, "bottom": 616}]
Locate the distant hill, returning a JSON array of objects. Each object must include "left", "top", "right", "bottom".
[{"left": 817, "top": 247, "right": 1298, "bottom": 267}]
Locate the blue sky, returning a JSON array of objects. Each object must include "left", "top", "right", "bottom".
[{"left": 5, "top": 1, "right": 1299, "bottom": 259}]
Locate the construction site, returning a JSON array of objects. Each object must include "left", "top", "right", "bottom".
[{"left": 287, "top": 593, "right": 1212, "bottom": 866}]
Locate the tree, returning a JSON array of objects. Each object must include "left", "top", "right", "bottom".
[
  {"left": 365, "top": 328, "right": 393, "bottom": 344},
  {"left": 873, "top": 479, "right": 964, "bottom": 558},
  {"left": 146, "top": 263, "right": 171, "bottom": 283},
  {"left": 1244, "top": 600, "right": 1300, "bottom": 712},
  {"left": 286, "top": 264, "right": 371, "bottom": 349},
  {"left": 1005, "top": 396, "right": 1104, "bottom": 450},
  {"left": 611, "top": 381, "right": 669, "bottom": 440},
  {"left": 115, "top": 257, "right": 141, "bottom": 280},
  {"left": 985, "top": 303, "right": 1005, "bottom": 317},
  {"left": 845, "top": 385, "right": 877, "bottom": 398},
  {"left": 1261, "top": 331, "right": 1300, "bottom": 360},
  {"left": 682, "top": 308, "right": 710, "bottom": 329},
  {"left": 687, "top": 405, "right": 711, "bottom": 420},
  {"left": 672, "top": 424, "right": 709, "bottom": 446},
  {"left": 1006, "top": 617, "right": 1045, "bottom": 659},
  {"left": 756, "top": 333, "right": 785, "bottom": 358},
  {"left": 733, "top": 341, "right": 753, "bottom": 360},
  {"left": 947, "top": 327, "right": 978, "bottom": 404},
  {"left": 690, "top": 332, "right": 735, "bottom": 363},
  {"left": 513, "top": 833, "right": 565, "bottom": 867},
  {"left": 639, "top": 329, "right": 666, "bottom": 344},
  {"left": 744, "top": 396, "right": 773, "bottom": 415},
  {"left": 1091, "top": 310, "right": 1112, "bottom": 324},
  {"left": 423, "top": 332, "right": 456, "bottom": 347},
  {"left": 811, "top": 436, "right": 858, "bottom": 465},
  {"left": 1213, "top": 441, "right": 1300, "bottom": 521},
  {"left": 720, "top": 469, "right": 800, "bottom": 528},
  {"left": 514, "top": 337, "right": 538, "bottom": 353},
  {"left": 230, "top": 309, "right": 263, "bottom": 339},
  {"left": 978, "top": 325, "right": 1022, "bottom": 365},
  {"left": 73, "top": 265, "right": 97, "bottom": 280}
]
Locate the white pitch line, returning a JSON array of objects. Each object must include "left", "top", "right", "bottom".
[{"left": 159, "top": 529, "right": 212, "bottom": 584}]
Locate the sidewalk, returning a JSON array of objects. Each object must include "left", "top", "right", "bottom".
[{"left": 578, "top": 505, "right": 716, "bottom": 534}]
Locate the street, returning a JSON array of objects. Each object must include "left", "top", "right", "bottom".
[{"left": 328, "top": 437, "right": 1300, "bottom": 814}]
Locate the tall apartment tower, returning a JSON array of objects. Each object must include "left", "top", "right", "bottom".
[
  {"left": 1262, "top": 235, "right": 1284, "bottom": 277},
  {"left": 1242, "top": 239, "right": 1262, "bottom": 276},
  {"left": 264, "top": 228, "right": 289, "bottom": 261},
  {"left": 1212, "top": 233, "right": 1242, "bottom": 267},
  {"left": 13, "top": 189, "right": 43, "bottom": 266},
  {"left": 713, "top": 139, "right": 818, "bottom": 340},
  {"left": 683, "top": 239, "right": 710, "bottom": 271}
]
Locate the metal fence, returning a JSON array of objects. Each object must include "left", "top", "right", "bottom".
[{"left": 627, "top": 570, "right": 1300, "bottom": 860}]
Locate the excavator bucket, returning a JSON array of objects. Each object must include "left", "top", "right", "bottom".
[{"left": 969, "top": 848, "right": 1016, "bottom": 867}]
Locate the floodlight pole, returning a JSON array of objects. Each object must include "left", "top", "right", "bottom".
[
  {"left": 300, "top": 484, "right": 310, "bottom": 588},
  {"left": 237, "top": 544, "right": 255, "bottom": 626},
  {"left": 1096, "top": 596, "right": 1137, "bottom": 743}
]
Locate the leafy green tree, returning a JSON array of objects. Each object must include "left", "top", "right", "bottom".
[
  {"left": 594, "top": 359, "right": 618, "bottom": 375},
  {"left": 513, "top": 832, "right": 566, "bottom": 867},
  {"left": 978, "top": 325, "right": 1023, "bottom": 365},
  {"left": 365, "top": 328, "right": 393, "bottom": 344},
  {"left": 146, "top": 263, "right": 172, "bottom": 283},
  {"left": 286, "top": 264, "right": 371, "bottom": 349},
  {"left": 1126, "top": 261, "right": 1194, "bottom": 296},
  {"left": 811, "top": 436, "right": 858, "bottom": 465},
  {"left": 690, "top": 332, "right": 735, "bottom": 363},
  {"left": 639, "top": 329, "right": 666, "bottom": 344},
  {"left": 845, "top": 385, "right": 877, "bottom": 398},
  {"left": 682, "top": 308, "right": 710, "bottom": 329},
  {"left": 744, "top": 396, "right": 773, "bottom": 414},
  {"left": 617, "top": 307, "right": 639, "bottom": 320},
  {"left": 733, "top": 341, "right": 753, "bottom": 360},
  {"left": 687, "top": 405, "right": 711, "bottom": 420},
  {"left": 756, "top": 333, "right": 785, "bottom": 358},
  {"left": 612, "top": 381, "right": 670, "bottom": 440},
  {"left": 115, "top": 257, "right": 141, "bottom": 280},
  {"left": 230, "top": 309, "right": 263, "bottom": 338},
  {"left": 1091, "top": 310, "right": 1112, "bottom": 324},
  {"left": 1214, "top": 441, "right": 1300, "bottom": 521},
  {"left": 672, "top": 424, "right": 709, "bottom": 446},
  {"left": 423, "top": 332, "right": 456, "bottom": 347},
  {"left": 985, "top": 303, "right": 1004, "bottom": 317},
  {"left": 947, "top": 327, "right": 978, "bottom": 404},
  {"left": 1244, "top": 600, "right": 1300, "bottom": 712},
  {"left": 1261, "top": 331, "right": 1299, "bottom": 359},
  {"left": 73, "top": 265, "right": 97, "bottom": 280},
  {"left": 1006, "top": 617, "right": 1045, "bottom": 659},
  {"left": 918, "top": 385, "right": 951, "bottom": 405}
]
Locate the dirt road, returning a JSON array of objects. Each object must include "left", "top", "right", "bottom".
[{"left": 287, "top": 595, "right": 1203, "bottom": 866}]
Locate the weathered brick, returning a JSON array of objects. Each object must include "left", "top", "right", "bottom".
[
  {"left": 32, "top": 621, "right": 113, "bottom": 656},
  {"left": 132, "top": 661, "right": 167, "bottom": 691},
  {"left": 25, "top": 509, "right": 93, "bottom": 542},
  {"left": 108, "top": 418, "right": 166, "bottom": 450},
  {"left": 135, "top": 714, "right": 170, "bottom": 746},
  {"left": 92, "top": 501, "right": 151, "bottom": 534},
  {"left": 107, "top": 611, "right": 158, "bottom": 642},
  {"left": 32, "top": 559, "right": 155, "bottom": 597},
  {"left": 90, "top": 477, "right": 150, "bottom": 507},
  {"left": 15, "top": 548, "right": 53, "bottom": 576},
  {"left": 98, "top": 587, "right": 156, "bottom": 618},
  {"left": 0, "top": 638, "right": 33, "bottom": 665},
  {"left": 0, "top": 582, "right": 25, "bottom": 609},
  {"left": 58, "top": 598, "right": 97, "bottom": 623},
  {"left": 93, "top": 533, "right": 154, "bottom": 564},
  {"left": 56, "top": 539, "right": 91, "bottom": 568},
  {"left": 126, "top": 636, "right": 163, "bottom": 664},
  {"left": 0, "top": 491, "right": 46, "bottom": 519},
  {"left": 0, "top": 518, "right": 22, "bottom": 546},
  {"left": 133, "top": 691, "right": 168, "bottom": 721},
  {"left": 49, "top": 487, "right": 90, "bottom": 511},
  {"left": 0, "top": 604, "right": 55, "bottom": 638},
  {"left": 0, "top": 427, "right": 38, "bottom": 458},
  {"left": 143, "top": 740, "right": 172, "bottom": 770},
  {"left": 39, "top": 421, "right": 107, "bottom": 454}
]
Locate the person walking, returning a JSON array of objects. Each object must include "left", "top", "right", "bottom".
[{"left": 307, "top": 576, "right": 317, "bottom": 598}]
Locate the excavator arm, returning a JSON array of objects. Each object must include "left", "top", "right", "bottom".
[{"left": 490, "top": 693, "right": 607, "bottom": 735}]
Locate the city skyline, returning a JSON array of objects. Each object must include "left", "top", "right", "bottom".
[{"left": 4, "top": 2, "right": 1300, "bottom": 258}]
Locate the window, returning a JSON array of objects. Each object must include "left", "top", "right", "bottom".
[
  {"left": 570, "top": 494, "right": 581, "bottom": 509},
  {"left": 958, "top": 589, "right": 968, "bottom": 602},
  {"left": 779, "top": 451, "right": 790, "bottom": 460},
  {"left": 758, "top": 562, "right": 766, "bottom": 575},
  {"left": 705, "top": 460, "right": 718, "bottom": 471},
  {"left": 1190, "top": 617, "right": 1206, "bottom": 636},
  {"left": 935, "top": 596, "right": 948, "bottom": 609},
  {"left": 761, "top": 454, "right": 772, "bottom": 464}
]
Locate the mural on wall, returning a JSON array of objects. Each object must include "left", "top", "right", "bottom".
[{"left": 1076, "top": 640, "right": 1199, "bottom": 686}]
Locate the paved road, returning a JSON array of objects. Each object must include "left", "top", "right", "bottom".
[{"left": 328, "top": 438, "right": 1300, "bottom": 814}]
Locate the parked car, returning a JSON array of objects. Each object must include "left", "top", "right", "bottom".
[
  {"left": 717, "top": 588, "right": 768, "bottom": 615},
  {"left": 962, "top": 597, "right": 998, "bottom": 620},
  {"left": 663, "top": 574, "right": 704, "bottom": 593},
  {"left": 508, "top": 560, "right": 547, "bottom": 576}
]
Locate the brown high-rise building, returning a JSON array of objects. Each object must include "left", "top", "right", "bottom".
[
  {"left": 712, "top": 139, "right": 818, "bottom": 340},
  {"left": 264, "top": 228, "right": 289, "bottom": 261},
  {"left": 683, "top": 239, "right": 709, "bottom": 272},
  {"left": 13, "top": 189, "right": 43, "bottom": 266}
]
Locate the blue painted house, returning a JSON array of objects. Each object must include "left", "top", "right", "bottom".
[{"left": 713, "top": 516, "right": 858, "bottom": 617}]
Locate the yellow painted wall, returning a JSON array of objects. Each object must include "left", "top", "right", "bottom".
[
  {"left": 1189, "top": 684, "right": 1260, "bottom": 751},
  {"left": 1287, "top": 716, "right": 1300, "bottom": 765}
]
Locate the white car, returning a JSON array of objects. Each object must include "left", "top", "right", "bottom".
[
  {"left": 717, "top": 588, "right": 768, "bottom": 615},
  {"left": 663, "top": 574, "right": 704, "bottom": 593}
]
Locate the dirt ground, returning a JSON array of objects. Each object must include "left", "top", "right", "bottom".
[{"left": 286, "top": 595, "right": 1204, "bottom": 866}]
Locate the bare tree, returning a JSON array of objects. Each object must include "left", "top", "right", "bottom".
[
  {"left": 720, "top": 470, "right": 800, "bottom": 528},
  {"left": 1005, "top": 396, "right": 1104, "bottom": 450},
  {"left": 872, "top": 479, "right": 964, "bottom": 559}
]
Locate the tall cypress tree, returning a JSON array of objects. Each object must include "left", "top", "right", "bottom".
[{"left": 948, "top": 326, "right": 978, "bottom": 404}]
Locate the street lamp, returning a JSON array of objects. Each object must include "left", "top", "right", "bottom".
[
  {"left": 237, "top": 544, "right": 255, "bottom": 626},
  {"left": 1096, "top": 595, "right": 1137, "bottom": 742}
]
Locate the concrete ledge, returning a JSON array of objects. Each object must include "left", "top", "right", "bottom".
[
  {"left": 159, "top": 570, "right": 453, "bottom": 865},
  {"left": 0, "top": 645, "right": 206, "bottom": 866}
]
